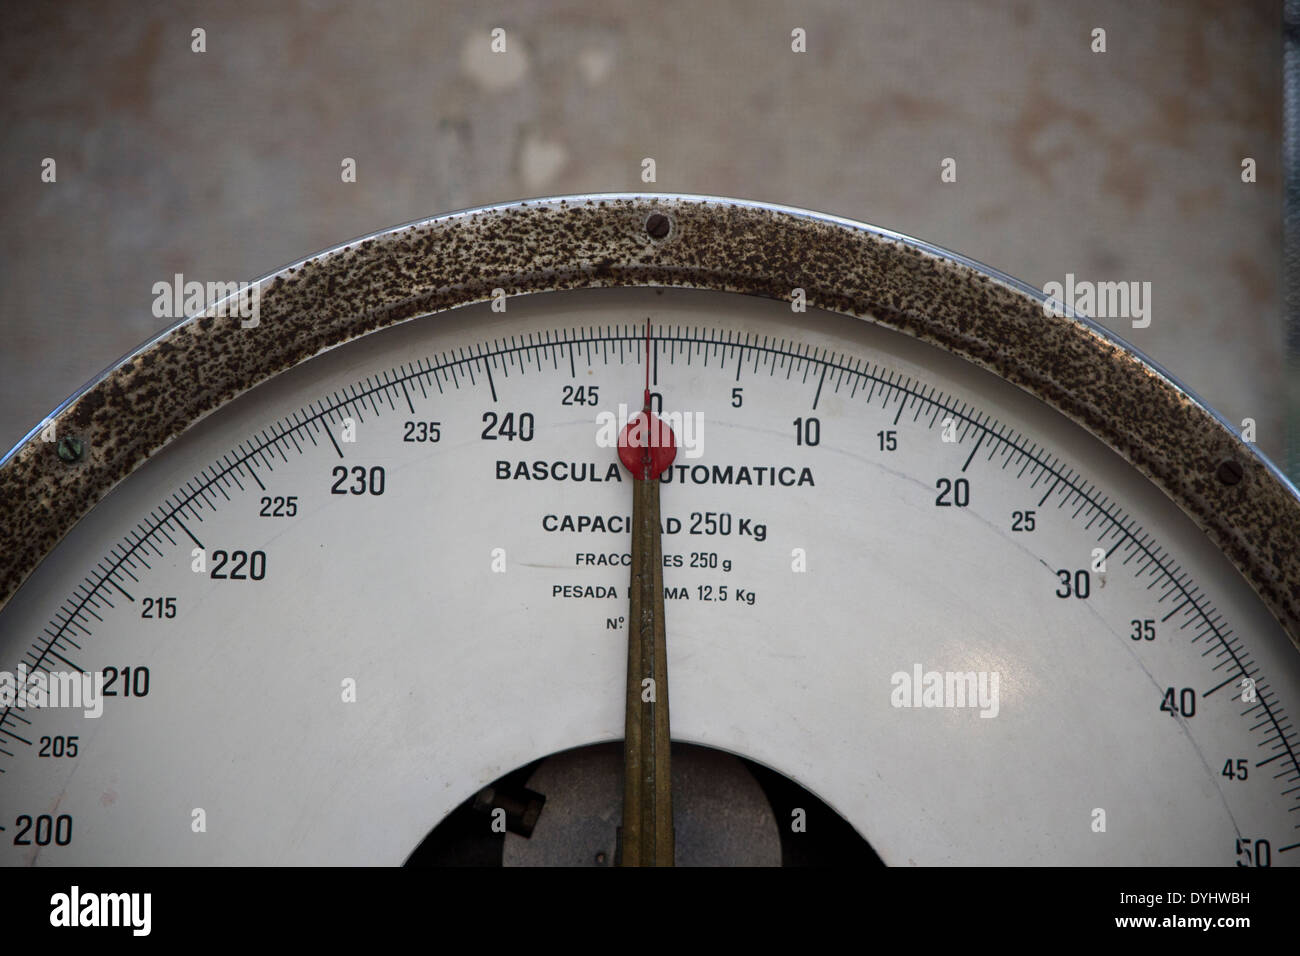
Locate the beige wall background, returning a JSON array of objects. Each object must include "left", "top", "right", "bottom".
[{"left": 0, "top": 1, "right": 1284, "bottom": 461}]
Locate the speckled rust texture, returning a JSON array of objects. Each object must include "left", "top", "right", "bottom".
[{"left": 1, "top": 195, "right": 1297, "bottom": 645}]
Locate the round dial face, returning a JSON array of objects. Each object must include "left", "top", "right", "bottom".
[{"left": 0, "top": 198, "right": 1296, "bottom": 867}]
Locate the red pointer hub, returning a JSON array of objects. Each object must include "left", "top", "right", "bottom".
[{"left": 618, "top": 407, "right": 677, "bottom": 480}]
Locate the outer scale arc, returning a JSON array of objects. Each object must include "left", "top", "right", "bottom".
[{"left": 1, "top": 193, "right": 1297, "bottom": 652}]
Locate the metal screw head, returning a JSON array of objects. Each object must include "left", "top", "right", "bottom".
[
  {"left": 56, "top": 437, "right": 84, "bottom": 463},
  {"left": 645, "top": 212, "right": 671, "bottom": 240},
  {"left": 1216, "top": 459, "right": 1244, "bottom": 486}
]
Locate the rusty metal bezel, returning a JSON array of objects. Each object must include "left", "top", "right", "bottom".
[{"left": 2, "top": 193, "right": 1298, "bottom": 645}]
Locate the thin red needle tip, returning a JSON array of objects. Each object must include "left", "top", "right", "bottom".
[
  {"left": 644, "top": 321, "right": 651, "bottom": 411},
  {"left": 618, "top": 321, "right": 677, "bottom": 481}
]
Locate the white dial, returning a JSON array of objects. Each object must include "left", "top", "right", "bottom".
[{"left": 1, "top": 282, "right": 1295, "bottom": 866}]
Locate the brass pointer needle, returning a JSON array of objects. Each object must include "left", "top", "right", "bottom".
[{"left": 615, "top": 323, "right": 677, "bottom": 866}]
